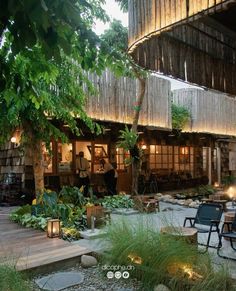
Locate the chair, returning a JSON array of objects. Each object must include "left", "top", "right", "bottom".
[
  {"left": 217, "top": 212, "right": 236, "bottom": 260},
  {"left": 183, "top": 203, "right": 223, "bottom": 251}
]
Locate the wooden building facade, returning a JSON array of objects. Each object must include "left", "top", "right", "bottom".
[{"left": 1, "top": 72, "right": 236, "bottom": 200}]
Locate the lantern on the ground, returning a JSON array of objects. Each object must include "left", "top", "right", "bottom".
[{"left": 47, "top": 219, "right": 61, "bottom": 238}]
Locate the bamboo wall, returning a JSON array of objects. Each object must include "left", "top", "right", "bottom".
[
  {"left": 173, "top": 88, "right": 236, "bottom": 136},
  {"left": 129, "top": 0, "right": 228, "bottom": 48},
  {"left": 128, "top": 0, "right": 236, "bottom": 95},
  {"left": 85, "top": 70, "right": 172, "bottom": 129}
]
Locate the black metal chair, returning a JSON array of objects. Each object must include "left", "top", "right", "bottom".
[
  {"left": 217, "top": 212, "right": 236, "bottom": 260},
  {"left": 183, "top": 203, "right": 223, "bottom": 251}
]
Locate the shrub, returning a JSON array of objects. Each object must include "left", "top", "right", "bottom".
[
  {"left": 0, "top": 264, "right": 31, "bottom": 291},
  {"left": 101, "top": 195, "right": 134, "bottom": 209},
  {"left": 196, "top": 185, "right": 215, "bottom": 197},
  {"left": 103, "top": 219, "right": 234, "bottom": 291},
  {"left": 59, "top": 186, "right": 85, "bottom": 207}
]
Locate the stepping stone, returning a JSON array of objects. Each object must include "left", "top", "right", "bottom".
[
  {"left": 112, "top": 208, "right": 139, "bottom": 215},
  {"left": 80, "top": 228, "right": 107, "bottom": 239},
  {"left": 35, "top": 271, "right": 84, "bottom": 291}
]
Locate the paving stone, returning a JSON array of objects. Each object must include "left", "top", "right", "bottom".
[
  {"left": 35, "top": 271, "right": 84, "bottom": 291},
  {"left": 112, "top": 208, "right": 139, "bottom": 215},
  {"left": 79, "top": 228, "right": 107, "bottom": 239}
]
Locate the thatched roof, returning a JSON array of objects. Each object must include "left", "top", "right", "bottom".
[{"left": 128, "top": 0, "right": 236, "bottom": 95}]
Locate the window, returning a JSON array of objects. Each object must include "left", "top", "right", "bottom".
[
  {"left": 116, "top": 148, "right": 130, "bottom": 170},
  {"left": 93, "top": 144, "right": 108, "bottom": 172},
  {"left": 76, "top": 141, "right": 91, "bottom": 171},
  {"left": 149, "top": 145, "right": 173, "bottom": 170},
  {"left": 150, "top": 145, "right": 195, "bottom": 176},
  {"left": 58, "top": 143, "right": 73, "bottom": 172},
  {"left": 43, "top": 143, "right": 53, "bottom": 173}
]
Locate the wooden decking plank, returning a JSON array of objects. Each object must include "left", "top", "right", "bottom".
[
  {"left": 16, "top": 245, "right": 90, "bottom": 270},
  {"left": 0, "top": 240, "right": 68, "bottom": 256},
  {"left": 0, "top": 208, "right": 91, "bottom": 271}
]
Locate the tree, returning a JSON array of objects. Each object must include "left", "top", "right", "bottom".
[
  {"left": 101, "top": 19, "right": 147, "bottom": 195},
  {"left": 0, "top": 0, "right": 108, "bottom": 195},
  {"left": 114, "top": 0, "right": 128, "bottom": 13}
]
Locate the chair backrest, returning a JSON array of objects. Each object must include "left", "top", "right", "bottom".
[{"left": 194, "top": 203, "right": 223, "bottom": 226}]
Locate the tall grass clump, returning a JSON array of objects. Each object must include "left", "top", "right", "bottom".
[
  {"left": 103, "top": 218, "right": 234, "bottom": 291},
  {"left": 0, "top": 263, "right": 31, "bottom": 291}
]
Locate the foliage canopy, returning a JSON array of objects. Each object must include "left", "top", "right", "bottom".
[
  {"left": 171, "top": 103, "right": 191, "bottom": 131},
  {"left": 0, "top": 0, "right": 109, "bottom": 146}
]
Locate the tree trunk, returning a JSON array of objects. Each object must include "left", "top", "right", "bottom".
[
  {"left": 32, "top": 140, "right": 45, "bottom": 197},
  {"left": 131, "top": 76, "right": 146, "bottom": 195}
]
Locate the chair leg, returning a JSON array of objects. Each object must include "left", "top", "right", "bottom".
[
  {"left": 217, "top": 246, "right": 236, "bottom": 261},
  {"left": 206, "top": 228, "right": 213, "bottom": 250},
  {"left": 230, "top": 238, "right": 236, "bottom": 251}
]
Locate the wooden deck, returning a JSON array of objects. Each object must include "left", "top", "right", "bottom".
[{"left": 0, "top": 207, "right": 91, "bottom": 271}]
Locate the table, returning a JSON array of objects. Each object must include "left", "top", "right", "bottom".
[
  {"left": 160, "top": 226, "right": 197, "bottom": 244},
  {"left": 224, "top": 212, "right": 236, "bottom": 241},
  {"left": 201, "top": 198, "right": 228, "bottom": 212},
  {"left": 133, "top": 195, "right": 159, "bottom": 212}
]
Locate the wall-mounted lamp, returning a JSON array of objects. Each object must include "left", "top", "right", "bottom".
[
  {"left": 141, "top": 144, "right": 147, "bottom": 150},
  {"left": 10, "top": 130, "right": 21, "bottom": 147},
  {"left": 10, "top": 136, "right": 17, "bottom": 143}
]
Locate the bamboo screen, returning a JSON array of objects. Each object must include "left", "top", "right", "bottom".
[
  {"left": 128, "top": 0, "right": 236, "bottom": 95},
  {"left": 173, "top": 88, "right": 236, "bottom": 136},
  {"left": 84, "top": 70, "right": 172, "bottom": 129}
]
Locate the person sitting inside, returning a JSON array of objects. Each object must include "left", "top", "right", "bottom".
[
  {"left": 76, "top": 151, "right": 90, "bottom": 196},
  {"left": 100, "top": 159, "right": 116, "bottom": 195}
]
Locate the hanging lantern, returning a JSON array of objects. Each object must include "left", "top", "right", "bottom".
[{"left": 47, "top": 219, "right": 61, "bottom": 238}]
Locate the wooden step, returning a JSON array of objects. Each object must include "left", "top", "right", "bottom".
[{"left": 16, "top": 244, "right": 90, "bottom": 271}]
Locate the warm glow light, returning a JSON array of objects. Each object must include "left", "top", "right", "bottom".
[
  {"left": 128, "top": 254, "right": 142, "bottom": 265},
  {"left": 214, "top": 182, "right": 219, "bottom": 188},
  {"left": 180, "top": 147, "right": 188, "bottom": 155},
  {"left": 227, "top": 187, "right": 235, "bottom": 199},
  {"left": 47, "top": 219, "right": 61, "bottom": 238},
  {"left": 141, "top": 144, "right": 147, "bottom": 150},
  {"left": 182, "top": 265, "right": 203, "bottom": 280},
  {"left": 10, "top": 137, "right": 17, "bottom": 143}
]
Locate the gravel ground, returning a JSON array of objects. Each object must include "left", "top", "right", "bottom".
[{"left": 32, "top": 264, "right": 143, "bottom": 291}]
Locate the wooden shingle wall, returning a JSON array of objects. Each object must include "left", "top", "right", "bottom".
[
  {"left": 173, "top": 88, "right": 236, "bottom": 136},
  {"left": 85, "top": 70, "right": 172, "bottom": 129},
  {"left": 128, "top": 0, "right": 236, "bottom": 95}
]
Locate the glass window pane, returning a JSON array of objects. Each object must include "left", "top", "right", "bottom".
[
  {"left": 163, "top": 155, "right": 168, "bottom": 163},
  {"left": 150, "top": 163, "right": 156, "bottom": 169},
  {"left": 58, "top": 143, "right": 73, "bottom": 173},
  {"left": 162, "top": 146, "right": 167, "bottom": 154},
  {"left": 174, "top": 155, "right": 179, "bottom": 163},
  {"left": 156, "top": 145, "right": 161, "bottom": 154},
  {"left": 174, "top": 146, "right": 179, "bottom": 154},
  {"left": 156, "top": 155, "right": 161, "bottom": 163},
  {"left": 150, "top": 154, "right": 155, "bottom": 164},
  {"left": 43, "top": 143, "right": 53, "bottom": 173},
  {"left": 168, "top": 146, "right": 173, "bottom": 154},
  {"left": 150, "top": 145, "right": 155, "bottom": 154}
]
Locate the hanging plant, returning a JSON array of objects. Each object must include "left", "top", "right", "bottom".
[
  {"left": 117, "top": 126, "right": 140, "bottom": 160},
  {"left": 171, "top": 103, "right": 191, "bottom": 131}
]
